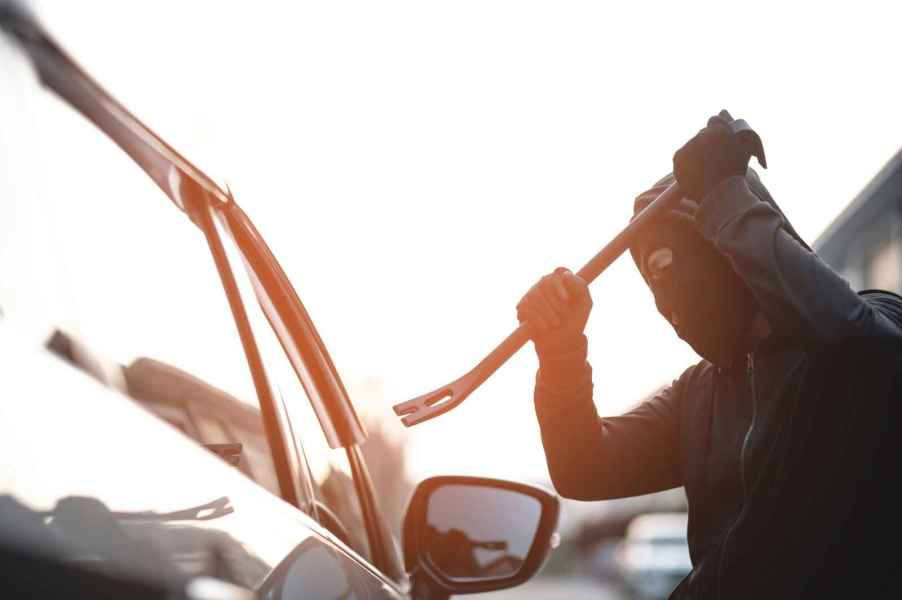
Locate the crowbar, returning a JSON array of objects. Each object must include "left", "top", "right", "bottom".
[
  {"left": 394, "top": 114, "right": 765, "bottom": 427},
  {"left": 393, "top": 180, "right": 684, "bottom": 426},
  {"left": 394, "top": 110, "right": 767, "bottom": 427}
]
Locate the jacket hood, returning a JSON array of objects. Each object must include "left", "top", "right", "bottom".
[{"left": 629, "top": 168, "right": 811, "bottom": 271}]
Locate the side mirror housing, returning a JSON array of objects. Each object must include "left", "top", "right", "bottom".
[{"left": 402, "top": 476, "right": 560, "bottom": 595}]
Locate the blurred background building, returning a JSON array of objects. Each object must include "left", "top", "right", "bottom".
[{"left": 816, "top": 149, "right": 902, "bottom": 293}]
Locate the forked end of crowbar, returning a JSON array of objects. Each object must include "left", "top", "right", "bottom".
[{"left": 393, "top": 385, "right": 461, "bottom": 427}]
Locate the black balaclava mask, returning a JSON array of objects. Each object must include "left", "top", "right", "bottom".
[{"left": 629, "top": 169, "right": 808, "bottom": 368}]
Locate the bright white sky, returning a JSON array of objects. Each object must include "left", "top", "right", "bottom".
[{"left": 11, "top": 0, "right": 902, "bottom": 483}]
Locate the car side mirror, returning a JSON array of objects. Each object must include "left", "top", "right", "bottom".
[{"left": 402, "top": 476, "right": 560, "bottom": 596}]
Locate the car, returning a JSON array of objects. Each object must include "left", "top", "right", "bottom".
[
  {"left": 0, "top": 3, "right": 560, "bottom": 598},
  {"left": 614, "top": 512, "right": 690, "bottom": 600}
]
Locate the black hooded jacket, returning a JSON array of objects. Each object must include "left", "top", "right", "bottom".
[{"left": 534, "top": 171, "right": 902, "bottom": 598}]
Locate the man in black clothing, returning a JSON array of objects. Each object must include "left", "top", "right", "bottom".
[{"left": 517, "top": 113, "right": 902, "bottom": 598}]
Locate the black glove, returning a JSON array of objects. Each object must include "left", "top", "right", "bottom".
[
  {"left": 517, "top": 267, "right": 592, "bottom": 359},
  {"left": 672, "top": 109, "right": 754, "bottom": 202}
]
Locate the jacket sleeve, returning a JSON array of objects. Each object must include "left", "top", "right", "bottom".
[
  {"left": 696, "top": 173, "right": 902, "bottom": 345},
  {"left": 533, "top": 336, "right": 684, "bottom": 501}
]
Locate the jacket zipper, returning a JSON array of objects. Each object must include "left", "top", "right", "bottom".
[{"left": 717, "top": 352, "right": 758, "bottom": 599}]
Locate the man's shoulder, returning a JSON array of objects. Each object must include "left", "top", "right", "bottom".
[
  {"left": 820, "top": 290, "right": 902, "bottom": 374},
  {"left": 857, "top": 289, "right": 902, "bottom": 345},
  {"left": 859, "top": 288, "right": 902, "bottom": 312}
]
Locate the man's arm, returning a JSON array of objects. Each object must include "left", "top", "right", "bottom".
[
  {"left": 517, "top": 269, "right": 684, "bottom": 500},
  {"left": 532, "top": 335, "right": 684, "bottom": 501},
  {"left": 696, "top": 170, "right": 902, "bottom": 345},
  {"left": 670, "top": 112, "right": 902, "bottom": 345}
]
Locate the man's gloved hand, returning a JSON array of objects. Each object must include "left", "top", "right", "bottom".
[
  {"left": 517, "top": 267, "right": 592, "bottom": 360},
  {"left": 672, "top": 109, "right": 751, "bottom": 202}
]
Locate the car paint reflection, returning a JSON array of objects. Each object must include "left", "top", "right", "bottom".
[
  {"left": 1, "top": 492, "right": 376, "bottom": 599},
  {"left": 0, "top": 329, "right": 401, "bottom": 597}
]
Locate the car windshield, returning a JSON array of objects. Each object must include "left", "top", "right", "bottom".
[
  {"left": 0, "top": 14, "right": 291, "bottom": 496},
  {"left": 1, "top": 3, "right": 368, "bottom": 452}
]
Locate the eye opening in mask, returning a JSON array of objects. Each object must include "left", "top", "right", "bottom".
[{"left": 645, "top": 247, "right": 674, "bottom": 281}]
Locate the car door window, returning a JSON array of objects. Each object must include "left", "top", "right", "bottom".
[
  {"left": 282, "top": 369, "right": 373, "bottom": 563},
  {"left": 209, "top": 220, "right": 375, "bottom": 563}
]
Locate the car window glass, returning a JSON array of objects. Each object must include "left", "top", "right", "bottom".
[
  {"left": 286, "top": 382, "right": 372, "bottom": 562},
  {"left": 208, "top": 216, "right": 373, "bottom": 563},
  {"left": 0, "top": 61, "right": 280, "bottom": 497}
]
